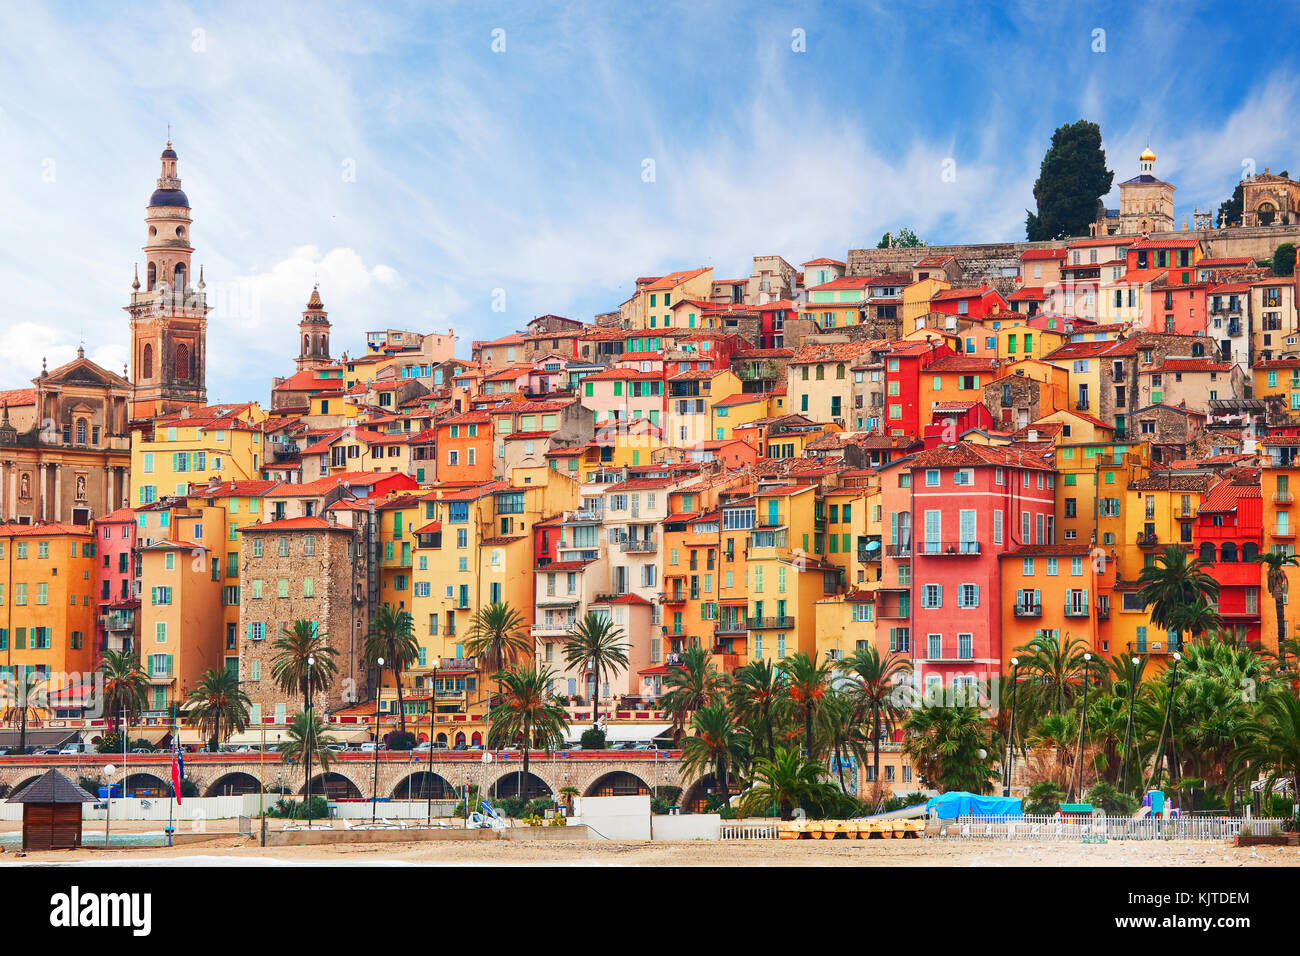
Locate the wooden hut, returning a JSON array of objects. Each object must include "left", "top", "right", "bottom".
[{"left": 7, "top": 769, "right": 96, "bottom": 850}]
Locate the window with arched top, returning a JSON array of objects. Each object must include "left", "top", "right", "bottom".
[
  {"left": 1198, "top": 542, "right": 1215, "bottom": 564},
  {"left": 1220, "top": 542, "right": 1238, "bottom": 563},
  {"left": 176, "top": 343, "right": 190, "bottom": 380},
  {"left": 147, "top": 262, "right": 157, "bottom": 291},
  {"left": 304, "top": 335, "right": 311, "bottom": 354},
  {"left": 173, "top": 263, "right": 186, "bottom": 290},
  {"left": 142, "top": 343, "right": 154, "bottom": 379}
]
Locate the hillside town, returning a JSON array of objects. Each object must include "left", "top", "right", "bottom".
[{"left": 1, "top": 138, "right": 1299, "bottom": 808}]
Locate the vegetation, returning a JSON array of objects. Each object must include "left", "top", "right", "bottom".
[
  {"left": 365, "top": 605, "right": 420, "bottom": 736},
  {"left": 1217, "top": 180, "right": 1243, "bottom": 228},
  {"left": 562, "top": 612, "right": 630, "bottom": 725},
  {"left": 877, "top": 227, "right": 924, "bottom": 248},
  {"left": 1025, "top": 119, "right": 1114, "bottom": 240},
  {"left": 270, "top": 620, "right": 339, "bottom": 715},
  {"left": 96, "top": 650, "right": 148, "bottom": 732},
  {"left": 1274, "top": 242, "right": 1296, "bottom": 278},
  {"left": 487, "top": 663, "right": 569, "bottom": 783},
  {"left": 277, "top": 711, "right": 338, "bottom": 810},
  {"left": 184, "top": 667, "right": 251, "bottom": 750}
]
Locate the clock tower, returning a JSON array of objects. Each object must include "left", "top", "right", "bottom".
[{"left": 126, "top": 141, "right": 210, "bottom": 417}]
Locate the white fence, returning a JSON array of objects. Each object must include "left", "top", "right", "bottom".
[
  {"left": 719, "top": 823, "right": 778, "bottom": 840},
  {"left": 942, "top": 814, "right": 1289, "bottom": 841}
]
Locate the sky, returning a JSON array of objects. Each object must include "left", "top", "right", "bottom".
[{"left": 0, "top": 0, "right": 1297, "bottom": 403}]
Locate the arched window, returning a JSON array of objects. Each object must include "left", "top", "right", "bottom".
[
  {"left": 1242, "top": 542, "right": 1259, "bottom": 562},
  {"left": 175, "top": 343, "right": 190, "bottom": 380},
  {"left": 304, "top": 334, "right": 310, "bottom": 354},
  {"left": 173, "top": 263, "right": 186, "bottom": 290},
  {"left": 75, "top": 418, "right": 87, "bottom": 445},
  {"left": 147, "top": 262, "right": 157, "bottom": 291},
  {"left": 1220, "top": 542, "right": 1238, "bottom": 563},
  {"left": 141, "top": 343, "right": 153, "bottom": 379},
  {"left": 1198, "top": 542, "right": 1215, "bottom": 564}
]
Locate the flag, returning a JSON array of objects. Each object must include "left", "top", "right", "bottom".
[{"left": 171, "top": 743, "right": 184, "bottom": 805}]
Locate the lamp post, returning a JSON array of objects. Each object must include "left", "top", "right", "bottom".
[
  {"left": 1003, "top": 657, "right": 1020, "bottom": 797},
  {"left": 372, "top": 656, "right": 384, "bottom": 823},
  {"left": 426, "top": 664, "right": 438, "bottom": 826},
  {"left": 1148, "top": 651, "right": 1181, "bottom": 794},
  {"left": 1120, "top": 656, "right": 1139, "bottom": 794},
  {"left": 103, "top": 763, "right": 116, "bottom": 846},
  {"left": 1069, "top": 652, "right": 1092, "bottom": 804},
  {"left": 305, "top": 655, "right": 315, "bottom": 829}
]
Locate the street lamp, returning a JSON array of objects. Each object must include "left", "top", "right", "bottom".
[
  {"left": 426, "top": 664, "right": 438, "bottom": 826},
  {"left": 1070, "top": 653, "right": 1092, "bottom": 804},
  {"left": 1121, "top": 656, "right": 1139, "bottom": 794},
  {"left": 372, "top": 656, "right": 384, "bottom": 823},
  {"left": 305, "top": 655, "right": 315, "bottom": 829},
  {"left": 1148, "top": 651, "right": 1181, "bottom": 794},
  {"left": 1003, "top": 657, "right": 1020, "bottom": 797},
  {"left": 103, "top": 763, "right": 116, "bottom": 846}
]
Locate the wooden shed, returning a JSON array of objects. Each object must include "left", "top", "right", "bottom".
[{"left": 7, "top": 769, "right": 96, "bottom": 851}]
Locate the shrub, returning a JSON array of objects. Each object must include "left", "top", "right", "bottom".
[
  {"left": 385, "top": 731, "right": 417, "bottom": 752},
  {"left": 1086, "top": 782, "right": 1139, "bottom": 817},
  {"left": 1025, "top": 781, "right": 1064, "bottom": 816},
  {"left": 718, "top": 806, "right": 737, "bottom": 820},
  {"left": 525, "top": 797, "right": 554, "bottom": 816},
  {"left": 265, "top": 796, "right": 328, "bottom": 819},
  {"left": 495, "top": 795, "right": 526, "bottom": 819},
  {"left": 580, "top": 727, "right": 606, "bottom": 750},
  {"left": 879, "top": 791, "right": 929, "bottom": 813}
]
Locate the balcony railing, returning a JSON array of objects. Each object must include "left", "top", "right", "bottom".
[
  {"left": 857, "top": 547, "right": 881, "bottom": 563},
  {"left": 1012, "top": 603, "right": 1042, "bottom": 618},
  {"left": 915, "top": 540, "right": 981, "bottom": 556},
  {"left": 885, "top": 542, "right": 911, "bottom": 557},
  {"left": 659, "top": 591, "right": 687, "bottom": 605},
  {"left": 620, "top": 537, "right": 659, "bottom": 553},
  {"left": 1273, "top": 490, "right": 1294, "bottom": 504},
  {"left": 749, "top": 616, "right": 795, "bottom": 630},
  {"left": 1136, "top": 532, "right": 1159, "bottom": 548},
  {"left": 714, "top": 621, "right": 748, "bottom": 635},
  {"left": 1063, "top": 602, "right": 1090, "bottom": 618}
]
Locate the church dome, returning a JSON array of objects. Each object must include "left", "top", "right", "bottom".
[
  {"left": 1139, "top": 147, "right": 1156, "bottom": 162},
  {"left": 149, "top": 187, "right": 190, "bottom": 207}
]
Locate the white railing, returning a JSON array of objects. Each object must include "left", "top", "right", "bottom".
[
  {"left": 720, "top": 823, "right": 779, "bottom": 840},
  {"left": 941, "top": 814, "right": 1288, "bottom": 841}
]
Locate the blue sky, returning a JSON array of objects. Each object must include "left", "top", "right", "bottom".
[{"left": 1, "top": 0, "right": 1297, "bottom": 402}]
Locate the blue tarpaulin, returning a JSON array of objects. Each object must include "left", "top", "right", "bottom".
[{"left": 925, "top": 791, "right": 1022, "bottom": 818}]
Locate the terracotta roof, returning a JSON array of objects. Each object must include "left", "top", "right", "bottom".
[
  {"left": 909, "top": 441, "right": 1054, "bottom": 472},
  {"left": 1019, "top": 248, "right": 1067, "bottom": 261},
  {"left": 238, "top": 516, "right": 344, "bottom": 533},
  {"left": 1142, "top": 359, "right": 1235, "bottom": 374},
  {"left": 789, "top": 341, "right": 878, "bottom": 364},
  {"left": 926, "top": 355, "right": 1001, "bottom": 373}
]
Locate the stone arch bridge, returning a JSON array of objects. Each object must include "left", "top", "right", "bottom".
[{"left": 0, "top": 751, "right": 715, "bottom": 807}]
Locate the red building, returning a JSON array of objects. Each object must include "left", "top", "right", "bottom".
[
  {"left": 929, "top": 283, "right": 1009, "bottom": 319},
  {"left": 907, "top": 442, "right": 1057, "bottom": 689},
  {"left": 1193, "top": 470, "right": 1262, "bottom": 646},
  {"left": 884, "top": 340, "right": 952, "bottom": 438},
  {"left": 94, "top": 507, "right": 138, "bottom": 654}
]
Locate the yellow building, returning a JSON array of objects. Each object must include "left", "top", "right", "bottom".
[
  {"left": 131, "top": 402, "right": 268, "bottom": 506},
  {"left": 903, "top": 278, "right": 950, "bottom": 334}
]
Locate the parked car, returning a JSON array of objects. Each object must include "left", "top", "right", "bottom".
[
  {"left": 359, "top": 742, "right": 385, "bottom": 753},
  {"left": 129, "top": 747, "right": 154, "bottom": 754},
  {"left": 413, "top": 741, "right": 448, "bottom": 753},
  {"left": 35, "top": 748, "right": 61, "bottom": 756},
  {"left": 452, "top": 742, "right": 468, "bottom": 751},
  {"left": 59, "top": 743, "right": 87, "bottom": 755}
]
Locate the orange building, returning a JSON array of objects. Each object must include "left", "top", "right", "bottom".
[{"left": 434, "top": 410, "right": 493, "bottom": 485}]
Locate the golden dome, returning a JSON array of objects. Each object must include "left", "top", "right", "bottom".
[{"left": 1139, "top": 147, "right": 1156, "bottom": 162}]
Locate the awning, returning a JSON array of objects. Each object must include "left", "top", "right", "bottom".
[
  {"left": 562, "top": 722, "right": 671, "bottom": 744},
  {"left": 0, "top": 730, "right": 79, "bottom": 749},
  {"left": 132, "top": 728, "right": 171, "bottom": 745}
]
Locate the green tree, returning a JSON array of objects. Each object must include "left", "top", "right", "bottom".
[
  {"left": 465, "top": 602, "right": 532, "bottom": 675},
  {"left": 183, "top": 668, "right": 251, "bottom": 750},
  {"left": 562, "top": 612, "right": 630, "bottom": 725},
  {"left": 728, "top": 658, "right": 786, "bottom": 762},
  {"left": 839, "top": 644, "right": 910, "bottom": 784},
  {"left": 1274, "top": 242, "right": 1296, "bottom": 278},
  {"left": 1256, "top": 550, "right": 1300, "bottom": 669},
  {"left": 1, "top": 673, "right": 46, "bottom": 754},
  {"left": 902, "top": 695, "right": 1001, "bottom": 794},
  {"left": 269, "top": 620, "right": 339, "bottom": 715},
  {"left": 737, "top": 747, "right": 839, "bottom": 820},
  {"left": 877, "top": 227, "right": 924, "bottom": 248},
  {"left": 782, "top": 651, "right": 832, "bottom": 758},
  {"left": 364, "top": 604, "right": 420, "bottom": 736},
  {"left": 96, "top": 650, "right": 148, "bottom": 734},
  {"left": 661, "top": 645, "right": 725, "bottom": 738},
  {"left": 1014, "top": 631, "right": 1094, "bottom": 715},
  {"left": 680, "top": 703, "right": 743, "bottom": 804},
  {"left": 487, "top": 664, "right": 569, "bottom": 785},
  {"left": 1137, "top": 544, "right": 1222, "bottom": 646},
  {"left": 1229, "top": 692, "right": 1300, "bottom": 817},
  {"left": 1025, "top": 119, "right": 1114, "bottom": 240},
  {"left": 1217, "top": 180, "right": 1244, "bottom": 228},
  {"left": 278, "top": 710, "right": 337, "bottom": 808}
]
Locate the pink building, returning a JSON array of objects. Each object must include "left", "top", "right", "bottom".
[
  {"left": 579, "top": 367, "right": 665, "bottom": 427},
  {"left": 907, "top": 443, "right": 1057, "bottom": 690},
  {"left": 95, "top": 507, "right": 138, "bottom": 654}
]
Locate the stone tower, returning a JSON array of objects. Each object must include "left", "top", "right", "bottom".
[
  {"left": 296, "top": 284, "right": 332, "bottom": 372},
  {"left": 1116, "top": 147, "right": 1175, "bottom": 236},
  {"left": 125, "top": 141, "right": 209, "bottom": 417}
]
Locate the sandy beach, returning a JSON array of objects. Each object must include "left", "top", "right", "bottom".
[{"left": 2, "top": 820, "right": 1296, "bottom": 866}]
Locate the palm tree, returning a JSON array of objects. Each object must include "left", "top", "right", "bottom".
[
  {"left": 728, "top": 659, "right": 786, "bottom": 762},
  {"left": 465, "top": 602, "right": 531, "bottom": 675},
  {"left": 782, "top": 651, "right": 832, "bottom": 759},
  {"left": 1, "top": 674, "right": 47, "bottom": 754},
  {"left": 184, "top": 668, "right": 251, "bottom": 751},
  {"left": 1014, "top": 631, "right": 1093, "bottom": 715},
  {"left": 902, "top": 694, "right": 1001, "bottom": 794},
  {"left": 1027, "top": 712, "right": 1077, "bottom": 789},
  {"left": 1229, "top": 691, "right": 1300, "bottom": 816},
  {"left": 680, "top": 703, "right": 743, "bottom": 806},
  {"left": 364, "top": 604, "right": 420, "bottom": 736},
  {"left": 97, "top": 650, "right": 148, "bottom": 735},
  {"left": 562, "top": 612, "right": 629, "bottom": 725},
  {"left": 488, "top": 664, "right": 569, "bottom": 785},
  {"left": 1257, "top": 549, "right": 1300, "bottom": 667},
  {"left": 270, "top": 620, "right": 339, "bottom": 715},
  {"left": 1138, "top": 544, "right": 1222, "bottom": 648},
  {"left": 839, "top": 644, "right": 910, "bottom": 784},
  {"left": 661, "top": 645, "right": 725, "bottom": 738},
  {"left": 278, "top": 710, "right": 338, "bottom": 805},
  {"left": 737, "top": 747, "right": 838, "bottom": 820}
]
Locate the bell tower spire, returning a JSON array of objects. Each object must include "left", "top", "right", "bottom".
[{"left": 296, "top": 284, "right": 332, "bottom": 372}]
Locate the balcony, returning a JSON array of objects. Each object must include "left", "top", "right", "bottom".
[
  {"left": 749, "top": 616, "right": 795, "bottom": 630},
  {"left": 659, "top": 590, "right": 687, "bottom": 605},
  {"left": 532, "top": 624, "right": 572, "bottom": 638},
  {"left": 885, "top": 542, "right": 911, "bottom": 557},
  {"left": 914, "top": 540, "right": 981, "bottom": 556},
  {"left": 100, "top": 613, "right": 134, "bottom": 631},
  {"left": 620, "top": 537, "right": 659, "bottom": 553},
  {"left": 857, "top": 546, "right": 882, "bottom": 563},
  {"left": 714, "top": 621, "right": 748, "bottom": 636},
  {"left": 1012, "top": 603, "right": 1042, "bottom": 618},
  {"left": 1096, "top": 602, "right": 1110, "bottom": 621},
  {"left": 1136, "top": 531, "right": 1159, "bottom": 548},
  {"left": 1273, "top": 490, "right": 1294, "bottom": 505},
  {"left": 1063, "top": 602, "right": 1090, "bottom": 618},
  {"left": 437, "top": 657, "right": 479, "bottom": 672}
]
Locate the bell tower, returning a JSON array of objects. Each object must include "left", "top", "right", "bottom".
[
  {"left": 126, "top": 140, "right": 209, "bottom": 417},
  {"left": 296, "top": 285, "right": 332, "bottom": 372}
]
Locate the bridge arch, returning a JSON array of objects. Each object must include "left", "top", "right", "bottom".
[
  {"left": 301, "top": 772, "right": 362, "bottom": 800},
  {"left": 490, "top": 770, "right": 551, "bottom": 801},
  {"left": 124, "top": 772, "right": 170, "bottom": 798},
  {"left": 679, "top": 774, "right": 719, "bottom": 814},
  {"left": 390, "top": 771, "right": 456, "bottom": 800},
  {"left": 204, "top": 771, "right": 262, "bottom": 797},
  {"left": 584, "top": 770, "right": 651, "bottom": 797}
]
